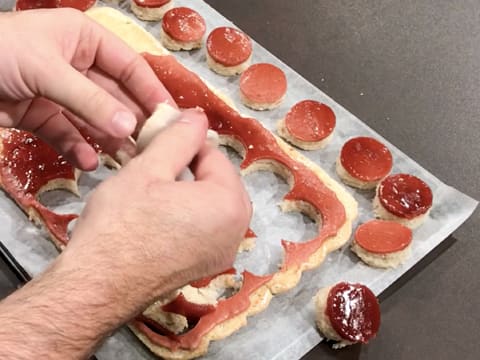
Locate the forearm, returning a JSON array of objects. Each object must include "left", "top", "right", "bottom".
[{"left": 0, "top": 248, "right": 149, "bottom": 359}]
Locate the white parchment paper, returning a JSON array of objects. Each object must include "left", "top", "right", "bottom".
[{"left": 0, "top": 1, "right": 477, "bottom": 359}]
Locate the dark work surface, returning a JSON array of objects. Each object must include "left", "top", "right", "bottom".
[
  {"left": 1, "top": 1, "right": 480, "bottom": 359},
  {"left": 202, "top": 1, "right": 480, "bottom": 359}
]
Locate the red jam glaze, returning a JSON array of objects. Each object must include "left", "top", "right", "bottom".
[
  {"left": 239, "top": 63, "right": 287, "bottom": 105},
  {"left": 378, "top": 173, "right": 433, "bottom": 219},
  {"left": 137, "top": 315, "right": 176, "bottom": 337},
  {"left": 326, "top": 282, "right": 380, "bottom": 343},
  {"left": 16, "top": 0, "right": 96, "bottom": 11},
  {"left": 189, "top": 268, "right": 236, "bottom": 288},
  {"left": 285, "top": 100, "right": 336, "bottom": 142},
  {"left": 133, "top": 271, "right": 272, "bottom": 351},
  {"left": 162, "top": 7, "right": 206, "bottom": 43},
  {"left": 143, "top": 53, "right": 346, "bottom": 271},
  {"left": 0, "top": 129, "right": 78, "bottom": 245},
  {"left": 245, "top": 228, "right": 256, "bottom": 238},
  {"left": 206, "top": 27, "right": 252, "bottom": 66},
  {"left": 162, "top": 294, "right": 216, "bottom": 320},
  {"left": 355, "top": 220, "right": 412, "bottom": 254},
  {"left": 133, "top": 0, "right": 171, "bottom": 9},
  {"left": 340, "top": 137, "right": 393, "bottom": 182}
]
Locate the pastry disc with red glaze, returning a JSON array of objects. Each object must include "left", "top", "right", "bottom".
[
  {"left": 132, "top": 0, "right": 171, "bottom": 9},
  {"left": 16, "top": 0, "right": 96, "bottom": 11},
  {"left": 162, "top": 7, "right": 206, "bottom": 43},
  {"left": 239, "top": 63, "right": 287, "bottom": 110},
  {"left": 278, "top": 100, "right": 336, "bottom": 149},
  {"left": 340, "top": 137, "right": 393, "bottom": 182},
  {"left": 206, "top": 27, "right": 252, "bottom": 67},
  {"left": 377, "top": 173, "right": 433, "bottom": 219},
  {"left": 355, "top": 220, "right": 412, "bottom": 254},
  {"left": 326, "top": 282, "right": 380, "bottom": 343}
]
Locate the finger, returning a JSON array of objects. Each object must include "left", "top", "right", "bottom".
[
  {"left": 86, "top": 67, "right": 148, "bottom": 132},
  {"left": 191, "top": 144, "right": 247, "bottom": 190},
  {"left": 62, "top": 109, "right": 134, "bottom": 162},
  {"left": 0, "top": 100, "right": 31, "bottom": 128},
  {"left": 21, "top": 98, "right": 98, "bottom": 171},
  {"left": 134, "top": 108, "right": 208, "bottom": 179},
  {"left": 191, "top": 144, "right": 252, "bottom": 217},
  {"left": 40, "top": 59, "right": 137, "bottom": 139},
  {"left": 82, "top": 18, "right": 176, "bottom": 112}
]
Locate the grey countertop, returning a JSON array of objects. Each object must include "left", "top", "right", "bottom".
[{"left": 1, "top": 1, "right": 479, "bottom": 359}]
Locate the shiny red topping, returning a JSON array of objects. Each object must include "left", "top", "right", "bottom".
[
  {"left": 284, "top": 100, "right": 336, "bottom": 142},
  {"left": 162, "top": 7, "right": 206, "bottom": 43},
  {"left": 16, "top": 0, "right": 96, "bottom": 11},
  {"left": 162, "top": 294, "right": 216, "bottom": 320},
  {"left": 340, "top": 137, "right": 393, "bottom": 181},
  {"left": 244, "top": 228, "right": 256, "bottom": 238},
  {"left": 1, "top": 129, "right": 75, "bottom": 196},
  {"left": 355, "top": 220, "right": 412, "bottom": 254},
  {"left": 206, "top": 27, "right": 252, "bottom": 66},
  {"left": 133, "top": 0, "right": 171, "bottom": 8},
  {"left": 239, "top": 63, "right": 287, "bottom": 105},
  {"left": 133, "top": 272, "right": 272, "bottom": 351},
  {"left": 378, "top": 173, "right": 433, "bottom": 219},
  {"left": 189, "top": 268, "right": 236, "bottom": 289},
  {"left": 326, "top": 282, "right": 380, "bottom": 343},
  {"left": 0, "top": 129, "right": 78, "bottom": 244}
]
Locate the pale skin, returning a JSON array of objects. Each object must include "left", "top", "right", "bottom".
[{"left": 0, "top": 9, "right": 251, "bottom": 359}]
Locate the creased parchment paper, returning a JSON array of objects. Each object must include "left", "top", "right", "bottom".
[{"left": 0, "top": 1, "right": 477, "bottom": 359}]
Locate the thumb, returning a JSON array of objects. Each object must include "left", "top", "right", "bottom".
[
  {"left": 134, "top": 107, "right": 208, "bottom": 180},
  {"left": 40, "top": 60, "right": 137, "bottom": 139}
]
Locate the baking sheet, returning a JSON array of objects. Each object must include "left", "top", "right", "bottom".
[{"left": 0, "top": 0, "right": 478, "bottom": 359}]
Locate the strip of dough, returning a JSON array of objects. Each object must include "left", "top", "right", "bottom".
[{"left": 87, "top": 6, "right": 357, "bottom": 359}]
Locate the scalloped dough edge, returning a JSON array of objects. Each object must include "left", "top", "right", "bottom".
[{"left": 87, "top": 6, "right": 358, "bottom": 359}]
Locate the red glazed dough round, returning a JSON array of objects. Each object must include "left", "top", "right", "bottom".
[
  {"left": 239, "top": 63, "right": 287, "bottom": 110},
  {"left": 278, "top": 100, "right": 336, "bottom": 149},
  {"left": 377, "top": 173, "right": 433, "bottom": 219},
  {"left": 285, "top": 100, "right": 335, "bottom": 142},
  {"left": 132, "top": 0, "right": 171, "bottom": 8},
  {"left": 355, "top": 220, "right": 412, "bottom": 254},
  {"left": 315, "top": 282, "right": 381, "bottom": 346},
  {"left": 341, "top": 137, "right": 393, "bottom": 181},
  {"left": 205, "top": 27, "right": 252, "bottom": 76},
  {"left": 206, "top": 27, "right": 252, "bottom": 66},
  {"left": 16, "top": 0, "right": 96, "bottom": 11},
  {"left": 162, "top": 7, "right": 206, "bottom": 43},
  {"left": 326, "top": 282, "right": 380, "bottom": 343},
  {"left": 131, "top": 0, "right": 173, "bottom": 22}
]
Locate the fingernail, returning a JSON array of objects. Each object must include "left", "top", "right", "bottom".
[{"left": 112, "top": 111, "right": 137, "bottom": 137}]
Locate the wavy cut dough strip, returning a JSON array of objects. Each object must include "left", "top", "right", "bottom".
[{"left": 87, "top": 7, "right": 357, "bottom": 359}]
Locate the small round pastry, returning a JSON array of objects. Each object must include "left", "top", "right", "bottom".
[
  {"left": 131, "top": 0, "right": 174, "bottom": 22},
  {"left": 206, "top": 26, "right": 253, "bottom": 76},
  {"left": 373, "top": 173, "right": 433, "bottom": 229},
  {"left": 315, "top": 282, "right": 381, "bottom": 348},
  {"left": 336, "top": 136, "right": 393, "bottom": 189},
  {"left": 277, "top": 100, "right": 336, "bottom": 149},
  {"left": 16, "top": 0, "right": 96, "bottom": 11},
  {"left": 351, "top": 220, "right": 413, "bottom": 268},
  {"left": 239, "top": 63, "right": 287, "bottom": 110},
  {"left": 160, "top": 7, "right": 206, "bottom": 51}
]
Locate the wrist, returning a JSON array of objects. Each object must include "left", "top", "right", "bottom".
[{"left": 57, "top": 230, "right": 180, "bottom": 319}]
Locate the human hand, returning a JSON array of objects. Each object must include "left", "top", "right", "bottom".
[
  {"left": 59, "top": 108, "right": 251, "bottom": 312},
  {"left": 0, "top": 8, "right": 174, "bottom": 170}
]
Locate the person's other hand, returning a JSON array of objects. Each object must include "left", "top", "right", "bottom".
[
  {"left": 0, "top": 8, "right": 174, "bottom": 170},
  {"left": 59, "top": 109, "right": 251, "bottom": 311}
]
